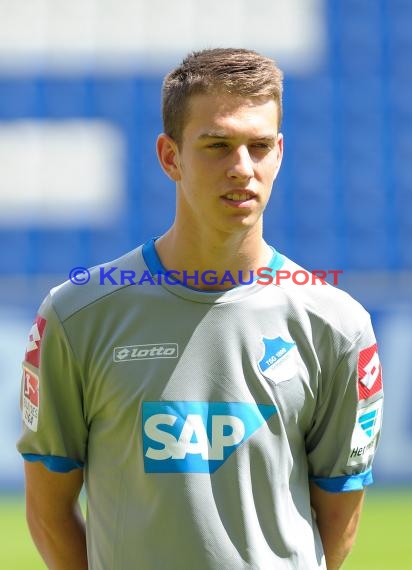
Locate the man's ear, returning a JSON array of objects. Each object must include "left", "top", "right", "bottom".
[
  {"left": 273, "top": 132, "right": 284, "bottom": 178},
  {"left": 156, "top": 133, "right": 182, "bottom": 182}
]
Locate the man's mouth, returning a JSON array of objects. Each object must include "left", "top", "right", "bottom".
[
  {"left": 222, "top": 190, "right": 256, "bottom": 202},
  {"left": 225, "top": 193, "right": 251, "bottom": 201}
]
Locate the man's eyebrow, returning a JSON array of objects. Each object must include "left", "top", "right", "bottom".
[
  {"left": 198, "top": 132, "right": 229, "bottom": 139},
  {"left": 198, "top": 132, "right": 277, "bottom": 142}
]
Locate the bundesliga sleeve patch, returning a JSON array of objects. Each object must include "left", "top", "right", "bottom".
[
  {"left": 357, "top": 343, "right": 383, "bottom": 401},
  {"left": 25, "top": 315, "right": 47, "bottom": 368},
  {"left": 22, "top": 366, "right": 40, "bottom": 432}
]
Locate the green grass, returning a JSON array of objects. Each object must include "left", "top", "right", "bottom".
[
  {"left": 0, "top": 495, "right": 44, "bottom": 570},
  {"left": 344, "top": 488, "right": 412, "bottom": 570},
  {"left": 0, "top": 489, "right": 411, "bottom": 569}
]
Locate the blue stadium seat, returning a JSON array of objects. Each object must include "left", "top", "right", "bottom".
[
  {"left": 389, "top": 11, "right": 412, "bottom": 43},
  {"left": 389, "top": 83, "right": 412, "bottom": 123},
  {"left": 88, "top": 227, "right": 137, "bottom": 266},
  {"left": 135, "top": 174, "right": 176, "bottom": 240},
  {"left": 41, "top": 77, "right": 91, "bottom": 118},
  {"left": 386, "top": 0, "right": 412, "bottom": 16},
  {"left": 338, "top": 0, "right": 380, "bottom": 19},
  {"left": 343, "top": 186, "right": 386, "bottom": 229},
  {"left": 92, "top": 77, "right": 141, "bottom": 127},
  {"left": 291, "top": 228, "right": 341, "bottom": 272},
  {"left": 397, "top": 228, "right": 412, "bottom": 269},
  {"left": 26, "top": 230, "right": 89, "bottom": 275},
  {"left": 290, "top": 183, "right": 335, "bottom": 231},
  {"left": 331, "top": 5, "right": 382, "bottom": 77},
  {"left": 0, "top": 230, "right": 31, "bottom": 274},
  {"left": 345, "top": 229, "right": 390, "bottom": 271},
  {"left": 287, "top": 76, "right": 333, "bottom": 120},
  {"left": 0, "top": 78, "right": 38, "bottom": 118},
  {"left": 394, "top": 187, "right": 412, "bottom": 231},
  {"left": 137, "top": 77, "right": 163, "bottom": 120}
]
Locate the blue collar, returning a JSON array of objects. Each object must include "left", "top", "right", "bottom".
[{"left": 141, "top": 237, "right": 284, "bottom": 292}]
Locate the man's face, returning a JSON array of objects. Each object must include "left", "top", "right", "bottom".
[{"left": 160, "top": 91, "right": 283, "bottom": 237}]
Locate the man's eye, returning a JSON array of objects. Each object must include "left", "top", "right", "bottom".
[
  {"left": 208, "top": 142, "right": 228, "bottom": 149},
  {"left": 251, "top": 143, "right": 270, "bottom": 150}
]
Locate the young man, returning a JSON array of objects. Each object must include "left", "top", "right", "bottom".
[{"left": 18, "top": 48, "right": 383, "bottom": 569}]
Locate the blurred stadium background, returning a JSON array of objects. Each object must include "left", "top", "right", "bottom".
[{"left": 0, "top": 0, "right": 411, "bottom": 568}]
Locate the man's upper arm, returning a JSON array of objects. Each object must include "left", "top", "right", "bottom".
[
  {"left": 25, "top": 460, "right": 84, "bottom": 520},
  {"left": 24, "top": 461, "right": 88, "bottom": 570},
  {"left": 309, "top": 483, "right": 365, "bottom": 569},
  {"left": 309, "top": 482, "right": 365, "bottom": 531}
]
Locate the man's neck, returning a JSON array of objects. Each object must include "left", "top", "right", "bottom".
[{"left": 155, "top": 225, "right": 273, "bottom": 291}]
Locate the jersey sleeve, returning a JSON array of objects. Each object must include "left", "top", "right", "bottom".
[
  {"left": 306, "top": 316, "right": 383, "bottom": 492},
  {"left": 16, "top": 294, "right": 88, "bottom": 472}
]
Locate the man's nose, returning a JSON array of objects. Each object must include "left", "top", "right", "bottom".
[{"left": 226, "top": 146, "right": 254, "bottom": 180}]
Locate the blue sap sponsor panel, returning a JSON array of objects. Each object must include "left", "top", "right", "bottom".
[{"left": 142, "top": 401, "right": 277, "bottom": 473}]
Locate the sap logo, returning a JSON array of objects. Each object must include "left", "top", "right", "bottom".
[
  {"left": 258, "top": 336, "right": 297, "bottom": 384},
  {"left": 142, "top": 401, "right": 277, "bottom": 473},
  {"left": 113, "top": 343, "right": 178, "bottom": 362}
]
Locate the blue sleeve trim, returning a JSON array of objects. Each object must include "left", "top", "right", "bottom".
[
  {"left": 311, "top": 467, "right": 373, "bottom": 492},
  {"left": 22, "top": 453, "right": 84, "bottom": 473}
]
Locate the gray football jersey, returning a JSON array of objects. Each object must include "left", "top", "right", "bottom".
[{"left": 17, "top": 240, "right": 383, "bottom": 569}]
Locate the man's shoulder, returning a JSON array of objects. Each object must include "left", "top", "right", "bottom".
[
  {"left": 48, "top": 246, "right": 145, "bottom": 322},
  {"left": 276, "top": 255, "right": 371, "bottom": 342}
]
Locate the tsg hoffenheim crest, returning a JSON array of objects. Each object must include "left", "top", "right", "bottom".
[{"left": 258, "top": 336, "right": 297, "bottom": 384}]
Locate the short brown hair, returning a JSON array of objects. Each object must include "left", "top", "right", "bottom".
[{"left": 162, "top": 48, "right": 284, "bottom": 146}]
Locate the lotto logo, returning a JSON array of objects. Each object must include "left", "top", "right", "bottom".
[
  {"left": 142, "top": 401, "right": 277, "bottom": 473},
  {"left": 358, "top": 344, "right": 383, "bottom": 400},
  {"left": 113, "top": 343, "right": 178, "bottom": 362}
]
